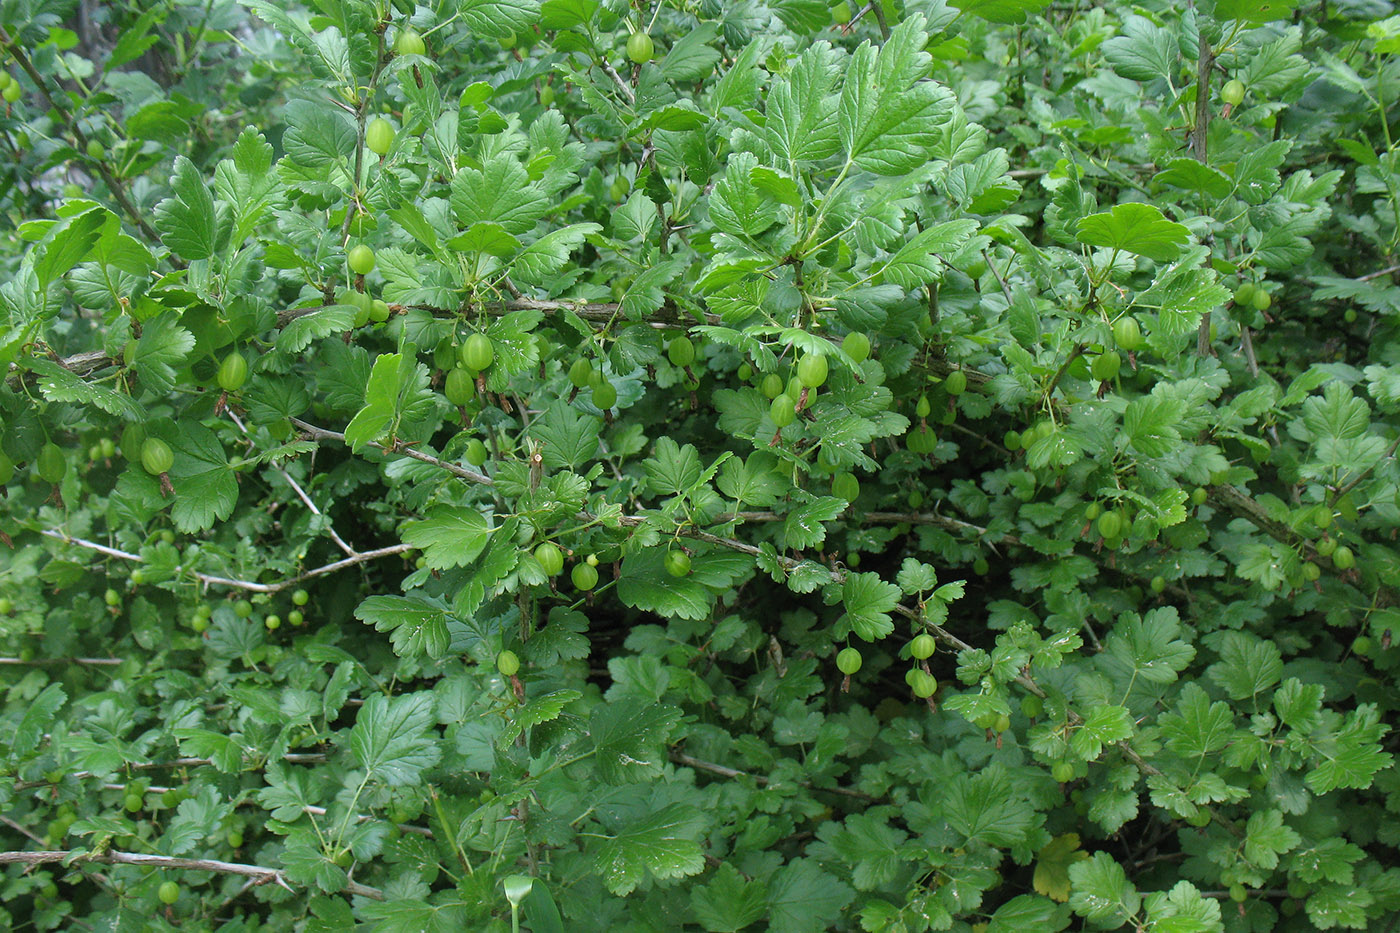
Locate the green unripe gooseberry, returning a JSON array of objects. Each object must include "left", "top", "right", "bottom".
[
  {"left": 770, "top": 394, "right": 797, "bottom": 427},
  {"left": 568, "top": 358, "right": 594, "bottom": 388},
  {"left": 1097, "top": 510, "right": 1124, "bottom": 540},
  {"left": 1353, "top": 635, "right": 1373, "bottom": 656},
  {"left": 737, "top": 363, "right": 753, "bottom": 381},
  {"left": 973, "top": 557, "right": 989, "bottom": 575},
  {"left": 910, "top": 633, "right": 935, "bottom": 659},
  {"left": 264, "top": 614, "right": 281, "bottom": 630},
  {"left": 664, "top": 549, "right": 691, "bottom": 577},
  {"left": 1191, "top": 486, "right": 1207, "bottom": 506},
  {"left": 234, "top": 599, "right": 253, "bottom": 618},
  {"left": 842, "top": 332, "right": 870, "bottom": 363},
  {"left": 0, "top": 597, "right": 13, "bottom": 614},
  {"left": 158, "top": 881, "right": 180, "bottom": 905},
  {"left": 1003, "top": 430, "right": 1021, "bottom": 451},
  {"left": 1021, "top": 694, "right": 1044, "bottom": 718},
  {"left": 461, "top": 333, "right": 495, "bottom": 371},
  {"left": 1091, "top": 351, "right": 1121, "bottom": 382},
  {"left": 1252, "top": 289, "right": 1271, "bottom": 311},
  {"left": 944, "top": 370, "right": 967, "bottom": 395},
  {"left": 831, "top": 1, "right": 852, "bottom": 24},
  {"left": 347, "top": 244, "right": 376, "bottom": 275},
  {"left": 1222, "top": 79, "right": 1246, "bottom": 107},
  {"left": 535, "top": 542, "right": 564, "bottom": 576},
  {"left": 626, "top": 31, "right": 654, "bottom": 64},
  {"left": 1316, "top": 537, "right": 1337, "bottom": 557},
  {"left": 539, "top": 84, "right": 556, "bottom": 106},
  {"left": 1051, "top": 762, "right": 1075, "bottom": 783},
  {"left": 667, "top": 336, "right": 695, "bottom": 367},
  {"left": 1301, "top": 562, "right": 1321, "bottom": 582},
  {"left": 1084, "top": 501, "right": 1102, "bottom": 521},
  {"left": 496, "top": 649, "right": 520, "bottom": 676},
  {"left": 760, "top": 373, "right": 784, "bottom": 399},
  {"left": 464, "top": 439, "right": 489, "bottom": 466},
  {"left": 1333, "top": 546, "right": 1355, "bottom": 570},
  {"left": 591, "top": 380, "right": 617, "bottom": 410},
  {"left": 1150, "top": 575, "right": 1166, "bottom": 593},
  {"left": 396, "top": 28, "right": 426, "bottom": 56},
  {"left": 217, "top": 352, "right": 249, "bottom": 392},
  {"left": 365, "top": 118, "right": 395, "bottom": 155},
  {"left": 37, "top": 442, "right": 66, "bottom": 483},
  {"left": 2, "top": 82, "right": 20, "bottom": 104},
  {"left": 836, "top": 646, "right": 862, "bottom": 675},
  {"left": 1234, "top": 282, "right": 1257, "bottom": 306},
  {"left": 1345, "top": 309, "right": 1358, "bottom": 323},
  {"left": 797, "top": 353, "right": 828, "bottom": 389},
  {"left": 140, "top": 438, "right": 174, "bottom": 476},
  {"left": 105, "top": 588, "right": 121, "bottom": 607},
  {"left": 915, "top": 395, "right": 932, "bottom": 418},
  {"left": 1228, "top": 884, "right": 1247, "bottom": 903},
  {"left": 292, "top": 589, "right": 309, "bottom": 606},
  {"left": 445, "top": 368, "right": 476, "bottom": 406},
  {"left": 369, "top": 299, "right": 390, "bottom": 323},
  {"left": 1112, "top": 316, "right": 1143, "bottom": 352},
  {"left": 910, "top": 670, "right": 937, "bottom": 698},
  {"left": 571, "top": 562, "right": 599, "bottom": 591},
  {"left": 832, "top": 472, "right": 860, "bottom": 502}
]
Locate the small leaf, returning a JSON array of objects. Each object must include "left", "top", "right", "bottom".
[{"left": 1076, "top": 202, "right": 1190, "bottom": 262}]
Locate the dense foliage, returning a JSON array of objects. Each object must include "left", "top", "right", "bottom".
[{"left": 3, "top": 0, "right": 1400, "bottom": 929}]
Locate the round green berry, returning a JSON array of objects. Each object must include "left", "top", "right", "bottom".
[
  {"left": 835, "top": 647, "right": 862, "bottom": 675},
  {"left": 396, "top": 28, "right": 426, "bottom": 56},
  {"left": 496, "top": 649, "right": 520, "bottom": 676},
  {"left": 571, "top": 562, "right": 599, "bottom": 591},
  {"left": 664, "top": 549, "right": 691, "bottom": 577},
  {"left": 461, "top": 333, "right": 495, "bottom": 371},
  {"left": 348, "top": 244, "right": 375, "bottom": 275},
  {"left": 627, "top": 32, "right": 654, "bottom": 64},
  {"left": 365, "top": 117, "right": 395, "bottom": 155},
  {"left": 535, "top": 542, "right": 564, "bottom": 576},
  {"left": 667, "top": 336, "right": 695, "bottom": 367},
  {"left": 842, "top": 332, "right": 870, "bottom": 363}
]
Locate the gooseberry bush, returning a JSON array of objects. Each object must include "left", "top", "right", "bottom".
[{"left": 4, "top": 0, "right": 1400, "bottom": 930}]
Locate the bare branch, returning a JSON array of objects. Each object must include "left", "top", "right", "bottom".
[
  {"left": 599, "top": 59, "right": 636, "bottom": 104},
  {"left": 37, "top": 529, "right": 411, "bottom": 594},
  {"left": 0, "top": 850, "right": 383, "bottom": 900}
]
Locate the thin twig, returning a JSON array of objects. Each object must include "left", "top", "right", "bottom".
[
  {"left": 0, "top": 850, "right": 383, "bottom": 900},
  {"left": 1359, "top": 263, "right": 1400, "bottom": 282},
  {"left": 228, "top": 411, "right": 356, "bottom": 557},
  {"left": 37, "top": 529, "right": 410, "bottom": 595},
  {"left": 599, "top": 60, "right": 636, "bottom": 104}
]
